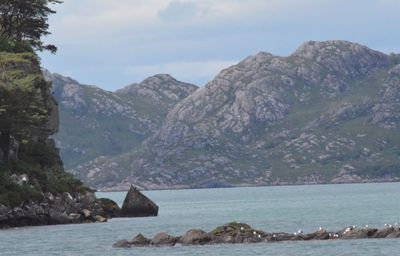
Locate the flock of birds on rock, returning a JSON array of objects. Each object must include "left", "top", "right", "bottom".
[
  {"left": 290, "top": 222, "right": 399, "bottom": 237},
  {"left": 238, "top": 222, "right": 399, "bottom": 239}
]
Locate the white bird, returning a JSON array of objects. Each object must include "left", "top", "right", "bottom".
[
  {"left": 294, "top": 232, "right": 298, "bottom": 236},
  {"left": 272, "top": 234, "right": 276, "bottom": 238},
  {"left": 319, "top": 227, "right": 323, "bottom": 231},
  {"left": 240, "top": 227, "right": 244, "bottom": 230},
  {"left": 352, "top": 225, "right": 356, "bottom": 229},
  {"left": 365, "top": 225, "right": 369, "bottom": 228},
  {"left": 384, "top": 224, "right": 388, "bottom": 227},
  {"left": 258, "top": 234, "right": 261, "bottom": 238},
  {"left": 253, "top": 231, "right": 257, "bottom": 235},
  {"left": 298, "top": 229, "right": 303, "bottom": 234}
]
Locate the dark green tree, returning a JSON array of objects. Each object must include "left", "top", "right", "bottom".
[{"left": 0, "top": 0, "right": 62, "bottom": 53}]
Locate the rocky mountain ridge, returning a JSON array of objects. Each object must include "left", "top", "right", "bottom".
[
  {"left": 45, "top": 72, "right": 198, "bottom": 170},
  {"left": 68, "top": 40, "right": 400, "bottom": 190}
]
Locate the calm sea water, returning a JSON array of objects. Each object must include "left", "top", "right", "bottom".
[{"left": 0, "top": 183, "right": 400, "bottom": 255}]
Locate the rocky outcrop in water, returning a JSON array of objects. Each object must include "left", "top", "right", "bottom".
[
  {"left": 0, "top": 192, "right": 121, "bottom": 228},
  {"left": 113, "top": 222, "right": 400, "bottom": 248},
  {"left": 120, "top": 186, "right": 158, "bottom": 217}
]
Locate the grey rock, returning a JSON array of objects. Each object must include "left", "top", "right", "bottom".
[
  {"left": 386, "top": 231, "right": 400, "bottom": 238},
  {"left": 150, "top": 232, "right": 178, "bottom": 246},
  {"left": 96, "top": 198, "right": 121, "bottom": 218},
  {"left": 340, "top": 228, "right": 369, "bottom": 239},
  {"left": 130, "top": 234, "right": 151, "bottom": 247},
  {"left": 95, "top": 215, "right": 107, "bottom": 223},
  {"left": 0, "top": 204, "right": 9, "bottom": 215},
  {"left": 10, "top": 174, "right": 29, "bottom": 186},
  {"left": 372, "top": 228, "right": 396, "bottom": 238},
  {"left": 81, "top": 209, "right": 92, "bottom": 219},
  {"left": 179, "top": 229, "right": 211, "bottom": 245},
  {"left": 120, "top": 186, "right": 158, "bottom": 217},
  {"left": 113, "top": 239, "right": 131, "bottom": 248}
]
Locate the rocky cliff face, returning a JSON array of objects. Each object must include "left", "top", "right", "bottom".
[
  {"left": 0, "top": 52, "right": 61, "bottom": 168},
  {"left": 73, "top": 40, "right": 400, "bottom": 190},
  {"left": 0, "top": 50, "right": 124, "bottom": 228},
  {"left": 44, "top": 72, "right": 198, "bottom": 183}
]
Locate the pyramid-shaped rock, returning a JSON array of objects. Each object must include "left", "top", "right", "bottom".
[{"left": 121, "top": 186, "right": 159, "bottom": 217}]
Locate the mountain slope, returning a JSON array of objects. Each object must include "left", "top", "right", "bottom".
[
  {"left": 75, "top": 40, "right": 400, "bottom": 190},
  {"left": 45, "top": 72, "right": 198, "bottom": 170}
]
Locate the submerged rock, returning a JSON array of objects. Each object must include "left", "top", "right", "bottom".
[
  {"left": 120, "top": 186, "right": 158, "bottom": 217},
  {"left": 113, "top": 239, "right": 131, "bottom": 248}
]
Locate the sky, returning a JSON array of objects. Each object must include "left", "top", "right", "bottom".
[{"left": 40, "top": 0, "right": 400, "bottom": 91}]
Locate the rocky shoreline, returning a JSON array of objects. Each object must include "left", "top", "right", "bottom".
[
  {"left": 0, "top": 186, "right": 158, "bottom": 229},
  {"left": 113, "top": 222, "right": 400, "bottom": 248},
  {"left": 0, "top": 192, "right": 120, "bottom": 229}
]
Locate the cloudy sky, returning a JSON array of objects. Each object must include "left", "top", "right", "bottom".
[{"left": 40, "top": 0, "right": 400, "bottom": 91}]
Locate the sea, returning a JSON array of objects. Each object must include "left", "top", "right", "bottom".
[{"left": 0, "top": 183, "right": 399, "bottom": 256}]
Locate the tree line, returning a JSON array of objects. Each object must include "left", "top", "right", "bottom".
[{"left": 0, "top": 0, "right": 62, "bottom": 53}]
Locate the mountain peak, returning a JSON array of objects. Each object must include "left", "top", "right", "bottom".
[
  {"left": 292, "top": 40, "right": 387, "bottom": 60},
  {"left": 117, "top": 74, "right": 198, "bottom": 101},
  {"left": 143, "top": 73, "right": 176, "bottom": 83},
  {"left": 43, "top": 70, "right": 80, "bottom": 86}
]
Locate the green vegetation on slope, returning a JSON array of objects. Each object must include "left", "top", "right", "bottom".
[{"left": 0, "top": 45, "right": 87, "bottom": 207}]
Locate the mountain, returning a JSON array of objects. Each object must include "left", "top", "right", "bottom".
[
  {"left": 72, "top": 40, "right": 400, "bottom": 190},
  {"left": 44, "top": 72, "right": 198, "bottom": 172}
]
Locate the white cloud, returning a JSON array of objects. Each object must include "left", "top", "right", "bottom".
[
  {"left": 41, "top": 0, "right": 400, "bottom": 91},
  {"left": 126, "top": 60, "right": 238, "bottom": 85},
  {"left": 49, "top": 0, "right": 321, "bottom": 42}
]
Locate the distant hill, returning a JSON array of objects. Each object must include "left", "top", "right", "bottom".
[
  {"left": 45, "top": 72, "right": 198, "bottom": 173},
  {"left": 65, "top": 40, "right": 400, "bottom": 190},
  {"left": 47, "top": 41, "right": 400, "bottom": 191}
]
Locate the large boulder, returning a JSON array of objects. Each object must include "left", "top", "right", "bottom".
[
  {"left": 372, "top": 228, "right": 396, "bottom": 238},
  {"left": 96, "top": 198, "right": 121, "bottom": 218},
  {"left": 113, "top": 239, "right": 131, "bottom": 248},
  {"left": 209, "top": 222, "right": 266, "bottom": 244},
  {"left": 150, "top": 232, "right": 178, "bottom": 246},
  {"left": 131, "top": 234, "right": 151, "bottom": 247},
  {"left": 120, "top": 186, "right": 158, "bottom": 217},
  {"left": 179, "top": 229, "right": 211, "bottom": 245},
  {"left": 338, "top": 227, "right": 374, "bottom": 239},
  {"left": 299, "top": 230, "right": 330, "bottom": 240}
]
